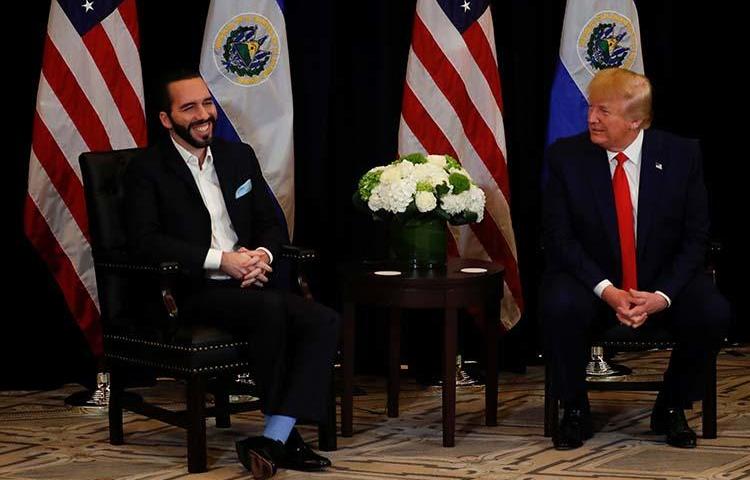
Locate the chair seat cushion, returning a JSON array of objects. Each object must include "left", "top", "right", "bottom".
[
  {"left": 596, "top": 324, "right": 676, "bottom": 350},
  {"left": 104, "top": 323, "right": 250, "bottom": 374}
]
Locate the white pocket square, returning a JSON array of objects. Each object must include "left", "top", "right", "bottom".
[{"left": 235, "top": 179, "right": 252, "bottom": 199}]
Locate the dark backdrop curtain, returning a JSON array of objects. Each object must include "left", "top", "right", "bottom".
[{"left": 7, "top": 0, "right": 742, "bottom": 388}]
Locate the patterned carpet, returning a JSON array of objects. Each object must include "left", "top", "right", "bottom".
[{"left": 1, "top": 347, "right": 748, "bottom": 480}]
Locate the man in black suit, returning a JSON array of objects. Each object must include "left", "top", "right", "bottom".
[
  {"left": 124, "top": 70, "right": 339, "bottom": 479},
  {"left": 542, "top": 68, "right": 730, "bottom": 450}
]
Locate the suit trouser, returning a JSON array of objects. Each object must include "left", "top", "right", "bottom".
[
  {"left": 183, "top": 283, "right": 340, "bottom": 422},
  {"left": 540, "top": 272, "right": 730, "bottom": 408}
]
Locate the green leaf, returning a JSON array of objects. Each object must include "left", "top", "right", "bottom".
[
  {"left": 449, "top": 172, "right": 470, "bottom": 194},
  {"left": 435, "top": 183, "right": 450, "bottom": 196},
  {"left": 448, "top": 211, "right": 478, "bottom": 225},
  {"left": 352, "top": 191, "right": 370, "bottom": 212},
  {"left": 445, "top": 155, "right": 461, "bottom": 170},
  {"left": 404, "top": 200, "right": 418, "bottom": 216},
  {"left": 401, "top": 152, "right": 427, "bottom": 164},
  {"left": 435, "top": 208, "right": 451, "bottom": 221},
  {"left": 357, "top": 169, "right": 382, "bottom": 200}
]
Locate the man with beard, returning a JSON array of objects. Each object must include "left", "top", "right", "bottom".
[{"left": 124, "top": 71, "right": 339, "bottom": 479}]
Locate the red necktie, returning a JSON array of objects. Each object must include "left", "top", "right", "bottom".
[{"left": 613, "top": 152, "right": 637, "bottom": 291}]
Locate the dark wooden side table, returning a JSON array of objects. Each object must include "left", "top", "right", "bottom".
[{"left": 339, "top": 258, "right": 504, "bottom": 447}]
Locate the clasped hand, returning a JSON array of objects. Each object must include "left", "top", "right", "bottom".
[
  {"left": 220, "top": 248, "right": 272, "bottom": 288},
  {"left": 601, "top": 286, "right": 668, "bottom": 328}
]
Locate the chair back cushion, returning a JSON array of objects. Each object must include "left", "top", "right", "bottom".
[
  {"left": 79, "top": 149, "right": 141, "bottom": 262},
  {"left": 79, "top": 149, "right": 163, "bottom": 333}
]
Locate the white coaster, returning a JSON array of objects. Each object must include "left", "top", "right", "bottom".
[
  {"left": 460, "top": 267, "right": 487, "bottom": 274},
  {"left": 373, "top": 270, "right": 402, "bottom": 276}
]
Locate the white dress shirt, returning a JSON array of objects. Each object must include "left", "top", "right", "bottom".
[
  {"left": 592, "top": 130, "right": 671, "bottom": 307},
  {"left": 170, "top": 136, "right": 272, "bottom": 280}
]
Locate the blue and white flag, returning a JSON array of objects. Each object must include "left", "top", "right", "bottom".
[
  {"left": 200, "top": 0, "right": 295, "bottom": 237},
  {"left": 546, "top": 0, "right": 644, "bottom": 146}
]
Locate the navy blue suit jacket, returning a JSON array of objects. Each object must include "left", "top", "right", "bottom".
[
  {"left": 124, "top": 137, "right": 285, "bottom": 281},
  {"left": 542, "top": 130, "right": 710, "bottom": 300}
]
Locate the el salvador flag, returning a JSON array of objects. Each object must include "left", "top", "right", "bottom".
[
  {"left": 546, "top": 0, "right": 644, "bottom": 149},
  {"left": 200, "top": 0, "right": 295, "bottom": 238}
]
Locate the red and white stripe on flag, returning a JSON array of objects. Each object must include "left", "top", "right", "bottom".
[
  {"left": 24, "top": 0, "right": 147, "bottom": 356},
  {"left": 398, "top": 0, "right": 523, "bottom": 330}
]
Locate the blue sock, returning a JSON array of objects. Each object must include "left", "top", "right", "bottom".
[{"left": 263, "top": 414, "right": 296, "bottom": 444}]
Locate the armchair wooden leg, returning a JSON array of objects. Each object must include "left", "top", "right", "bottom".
[
  {"left": 442, "top": 308, "right": 457, "bottom": 448},
  {"left": 318, "top": 368, "right": 337, "bottom": 451},
  {"left": 702, "top": 356, "right": 718, "bottom": 439},
  {"left": 108, "top": 367, "right": 124, "bottom": 445},
  {"left": 484, "top": 310, "right": 498, "bottom": 427},
  {"left": 341, "top": 302, "right": 355, "bottom": 437},
  {"left": 186, "top": 376, "right": 207, "bottom": 473},
  {"left": 544, "top": 363, "right": 557, "bottom": 438},
  {"left": 387, "top": 309, "right": 401, "bottom": 418},
  {"left": 214, "top": 380, "right": 231, "bottom": 429}
]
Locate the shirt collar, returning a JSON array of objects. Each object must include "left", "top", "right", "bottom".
[
  {"left": 170, "top": 134, "right": 213, "bottom": 169},
  {"left": 606, "top": 129, "right": 644, "bottom": 166}
]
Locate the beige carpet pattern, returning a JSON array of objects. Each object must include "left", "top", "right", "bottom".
[{"left": 1, "top": 348, "right": 748, "bottom": 480}]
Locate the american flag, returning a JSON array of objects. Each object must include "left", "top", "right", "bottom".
[
  {"left": 24, "top": 0, "right": 147, "bottom": 356},
  {"left": 398, "top": 0, "right": 522, "bottom": 329}
]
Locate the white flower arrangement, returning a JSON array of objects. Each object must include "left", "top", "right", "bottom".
[{"left": 355, "top": 153, "right": 486, "bottom": 224}]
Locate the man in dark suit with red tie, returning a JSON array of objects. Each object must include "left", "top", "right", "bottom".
[{"left": 541, "top": 68, "right": 730, "bottom": 450}]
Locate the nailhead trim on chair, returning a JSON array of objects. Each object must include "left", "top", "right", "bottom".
[
  {"left": 99, "top": 263, "right": 156, "bottom": 272},
  {"left": 97, "top": 262, "right": 181, "bottom": 273},
  {"left": 281, "top": 252, "right": 316, "bottom": 260},
  {"left": 104, "top": 334, "right": 249, "bottom": 352},
  {"left": 600, "top": 341, "right": 676, "bottom": 348},
  {"left": 105, "top": 353, "right": 250, "bottom": 374}
]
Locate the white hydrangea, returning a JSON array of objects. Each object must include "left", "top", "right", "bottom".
[
  {"left": 415, "top": 191, "right": 437, "bottom": 212},
  {"left": 466, "top": 185, "right": 486, "bottom": 221},
  {"left": 412, "top": 162, "right": 449, "bottom": 188},
  {"left": 378, "top": 163, "right": 402, "bottom": 184},
  {"left": 440, "top": 184, "right": 486, "bottom": 222},
  {"left": 440, "top": 191, "right": 466, "bottom": 216},
  {"left": 426, "top": 154, "right": 447, "bottom": 169},
  {"left": 368, "top": 176, "right": 416, "bottom": 213},
  {"left": 361, "top": 154, "right": 485, "bottom": 223}
]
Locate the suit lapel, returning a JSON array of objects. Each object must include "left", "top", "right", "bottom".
[
  {"left": 636, "top": 130, "right": 662, "bottom": 259},
  {"left": 587, "top": 145, "right": 621, "bottom": 262},
  {"left": 210, "top": 141, "right": 242, "bottom": 228},
  {"left": 160, "top": 140, "right": 201, "bottom": 199}
]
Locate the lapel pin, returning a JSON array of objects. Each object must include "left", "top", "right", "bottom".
[{"left": 655, "top": 162, "right": 663, "bottom": 170}]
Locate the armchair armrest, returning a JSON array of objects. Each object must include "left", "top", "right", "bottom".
[
  {"left": 279, "top": 245, "right": 318, "bottom": 300},
  {"left": 96, "top": 261, "right": 183, "bottom": 338},
  {"left": 96, "top": 261, "right": 182, "bottom": 275},
  {"left": 280, "top": 245, "right": 317, "bottom": 263}
]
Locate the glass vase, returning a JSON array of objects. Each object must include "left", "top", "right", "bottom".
[{"left": 389, "top": 216, "right": 447, "bottom": 269}]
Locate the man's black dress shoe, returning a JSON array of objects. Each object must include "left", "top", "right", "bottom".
[
  {"left": 651, "top": 406, "right": 697, "bottom": 448},
  {"left": 553, "top": 408, "right": 593, "bottom": 450},
  {"left": 282, "top": 428, "right": 332, "bottom": 471},
  {"left": 235, "top": 436, "right": 285, "bottom": 479}
]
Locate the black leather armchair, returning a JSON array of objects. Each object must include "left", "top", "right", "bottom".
[
  {"left": 543, "top": 243, "right": 723, "bottom": 439},
  {"left": 79, "top": 148, "right": 335, "bottom": 473}
]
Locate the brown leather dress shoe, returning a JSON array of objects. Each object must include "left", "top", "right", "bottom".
[{"left": 235, "top": 436, "right": 285, "bottom": 479}]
